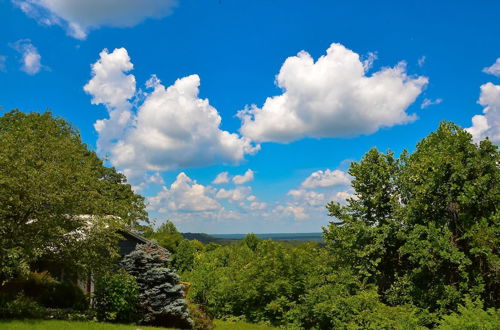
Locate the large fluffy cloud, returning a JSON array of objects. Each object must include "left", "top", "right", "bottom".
[
  {"left": 466, "top": 82, "right": 500, "bottom": 143},
  {"left": 238, "top": 43, "right": 428, "bottom": 143},
  {"left": 84, "top": 48, "right": 259, "bottom": 176},
  {"left": 83, "top": 48, "right": 135, "bottom": 153},
  {"left": 148, "top": 172, "right": 220, "bottom": 213},
  {"left": 13, "top": 0, "right": 177, "bottom": 39},
  {"left": 11, "top": 39, "right": 42, "bottom": 75}
]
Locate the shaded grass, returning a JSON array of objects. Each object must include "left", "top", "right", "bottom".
[
  {"left": 0, "top": 319, "right": 279, "bottom": 329},
  {"left": 0, "top": 320, "right": 174, "bottom": 330},
  {"left": 215, "top": 320, "right": 279, "bottom": 329}
]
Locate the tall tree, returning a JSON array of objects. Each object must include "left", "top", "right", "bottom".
[
  {"left": 324, "top": 122, "right": 499, "bottom": 312},
  {"left": 0, "top": 110, "right": 147, "bottom": 282}
]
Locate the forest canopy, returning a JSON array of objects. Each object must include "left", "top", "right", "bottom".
[{"left": 181, "top": 121, "right": 500, "bottom": 329}]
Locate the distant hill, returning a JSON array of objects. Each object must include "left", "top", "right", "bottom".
[
  {"left": 212, "top": 232, "right": 323, "bottom": 242},
  {"left": 181, "top": 232, "right": 323, "bottom": 245},
  {"left": 181, "top": 232, "right": 238, "bottom": 245}
]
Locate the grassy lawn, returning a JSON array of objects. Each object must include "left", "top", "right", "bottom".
[
  {"left": 215, "top": 320, "right": 278, "bottom": 329},
  {"left": 0, "top": 320, "right": 174, "bottom": 330},
  {"left": 0, "top": 319, "right": 279, "bottom": 329}
]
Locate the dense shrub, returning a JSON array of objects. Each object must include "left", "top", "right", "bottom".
[
  {"left": 0, "top": 293, "right": 45, "bottom": 319},
  {"left": 42, "top": 281, "right": 87, "bottom": 310},
  {"left": 188, "top": 303, "right": 215, "bottom": 330},
  {"left": 290, "top": 284, "right": 425, "bottom": 329},
  {"left": 121, "top": 243, "right": 193, "bottom": 328},
  {"left": 0, "top": 271, "right": 87, "bottom": 310},
  {"left": 93, "top": 270, "right": 139, "bottom": 323},
  {"left": 436, "top": 298, "right": 500, "bottom": 329},
  {"left": 186, "top": 238, "right": 323, "bottom": 325}
]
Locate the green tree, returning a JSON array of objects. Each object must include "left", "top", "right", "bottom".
[
  {"left": 145, "top": 220, "right": 184, "bottom": 253},
  {"left": 174, "top": 239, "right": 203, "bottom": 273},
  {"left": 324, "top": 121, "right": 500, "bottom": 313},
  {"left": 398, "top": 122, "right": 500, "bottom": 311},
  {"left": 324, "top": 148, "right": 405, "bottom": 293},
  {"left": 121, "top": 243, "right": 192, "bottom": 328},
  {"left": 0, "top": 110, "right": 147, "bottom": 283}
]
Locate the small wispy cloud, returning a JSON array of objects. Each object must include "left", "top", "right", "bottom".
[
  {"left": 362, "top": 51, "right": 377, "bottom": 72},
  {"left": 0, "top": 56, "right": 6, "bottom": 72},
  {"left": 418, "top": 55, "right": 426, "bottom": 67},
  {"left": 420, "top": 98, "right": 443, "bottom": 109},
  {"left": 483, "top": 58, "right": 500, "bottom": 77},
  {"left": 10, "top": 39, "right": 43, "bottom": 75}
]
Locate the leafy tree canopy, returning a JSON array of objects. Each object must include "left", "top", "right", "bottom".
[
  {"left": 0, "top": 110, "right": 147, "bottom": 282},
  {"left": 324, "top": 121, "right": 500, "bottom": 312}
]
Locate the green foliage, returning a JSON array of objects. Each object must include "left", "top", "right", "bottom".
[
  {"left": 0, "top": 271, "right": 87, "bottom": 310},
  {"left": 184, "top": 121, "right": 499, "bottom": 329},
  {"left": 436, "top": 298, "right": 500, "bottom": 329},
  {"left": 242, "top": 233, "right": 261, "bottom": 251},
  {"left": 93, "top": 270, "right": 139, "bottom": 323},
  {"left": 324, "top": 121, "right": 500, "bottom": 314},
  {"left": 186, "top": 239, "right": 323, "bottom": 326},
  {"left": 0, "top": 293, "right": 45, "bottom": 319},
  {"left": 188, "top": 303, "right": 215, "bottom": 330},
  {"left": 121, "top": 243, "right": 193, "bottom": 328},
  {"left": 292, "top": 282, "right": 424, "bottom": 329},
  {"left": 144, "top": 220, "right": 184, "bottom": 253},
  {"left": 174, "top": 239, "right": 203, "bottom": 273},
  {"left": 0, "top": 110, "right": 147, "bottom": 283}
]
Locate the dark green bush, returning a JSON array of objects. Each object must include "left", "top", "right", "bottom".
[
  {"left": 188, "top": 303, "right": 214, "bottom": 330},
  {"left": 0, "top": 293, "right": 45, "bottom": 319},
  {"left": 0, "top": 271, "right": 87, "bottom": 310},
  {"left": 41, "top": 280, "right": 87, "bottom": 310},
  {"left": 93, "top": 270, "right": 139, "bottom": 323}
]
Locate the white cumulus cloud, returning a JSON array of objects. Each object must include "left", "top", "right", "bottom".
[
  {"left": 300, "top": 169, "right": 351, "bottom": 189},
  {"left": 148, "top": 172, "right": 220, "bottom": 213},
  {"left": 84, "top": 48, "right": 259, "bottom": 178},
  {"left": 288, "top": 189, "right": 326, "bottom": 206},
  {"left": 11, "top": 39, "right": 42, "bottom": 75},
  {"left": 238, "top": 43, "right": 428, "bottom": 143},
  {"left": 13, "top": 0, "right": 177, "bottom": 39},
  {"left": 466, "top": 82, "right": 500, "bottom": 144},
  {"left": 483, "top": 58, "right": 500, "bottom": 77},
  {"left": 216, "top": 186, "right": 252, "bottom": 202},
  {"left": 212, "top": 172, "right": 230, "bottom": 185},
  {"left": 232, "top": 169, "right": 254, "bottom": 185},
  {"left": 83, "top": 48, "right": 135, "bottom": 154}
]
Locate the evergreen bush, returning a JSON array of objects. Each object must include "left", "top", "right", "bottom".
[{"left": 121, "top": 243, "right": 193, "bottom": 328}]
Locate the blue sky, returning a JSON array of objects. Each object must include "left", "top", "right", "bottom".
[{"left": 2, "top": 0, "right": 500, "bottom": 233}]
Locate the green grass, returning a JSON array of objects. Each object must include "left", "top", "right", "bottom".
[
  {"left": 0, "top": 320, "right": 279, "bottom": 329},
  {"left": 0, "top": 320, "right": 174, "bottom": 330},
  {"left": 215, "top": 320, "right": 279, "bottom": 329}
]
